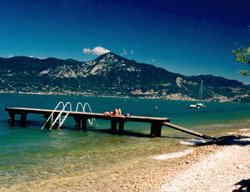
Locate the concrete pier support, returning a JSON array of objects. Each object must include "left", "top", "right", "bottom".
[
  {"left": 74, "top": 117, "right": 88, "bottom": 131},
  {"left": 118, "top": 120, "right": 125, "bottom": 133},
  {"left": 81, "top": 118, "right": 88, "bottom": 131},
  {"left": 8, "top": 112, "right": 16, "bottom": 126},
  {"left": 150, "top": 122, "right": 162, "bottom": 137},
  {"left": 111, "top": 120, "right": 118, "bottom": 133},
  {"left": 74, "top": 117, "right": 81, "bottom": 130},
  {"left": 20, "top": 113, "right": 27, "bottom": 127}
]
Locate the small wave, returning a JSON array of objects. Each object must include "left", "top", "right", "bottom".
[
  {"left": 179, "top": 139, "right": 209, "bottom": 146},
  {"left": 152, "top": 149, "right": 193, "bottom": 160},
  {"left": 239, "top": 128, "right": 250, "bottom": 131}
]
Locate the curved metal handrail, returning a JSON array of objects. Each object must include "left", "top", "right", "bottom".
[
  {"left": 83, "top": 102, "right": 95, "bottom": 126},
  {"left": 41, "top": 101, "right": 65, "bottom": 130},
  {"left": 49, "top": 102, "right": 72, "bottom": 130},
  {"left": 42, "top": 101, "right": 95, "bottom": 130},
  {"left": 75, "top": 102, "right": 84, "bottom": 113}
]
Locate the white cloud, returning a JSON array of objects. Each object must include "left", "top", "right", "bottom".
[{"left": 83, "top": 46, "right": 110, "bottom": 56}]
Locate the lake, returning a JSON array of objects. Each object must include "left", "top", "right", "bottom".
[{"left": 0, "top": 93, "right": 250, "bottom": 186}]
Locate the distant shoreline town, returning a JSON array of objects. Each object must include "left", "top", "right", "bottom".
[{"left": 0, "top": 90, "right": 249, "bottom": 103}]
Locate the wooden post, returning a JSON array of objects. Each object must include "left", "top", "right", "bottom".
[
  {"left": 20, "top": 113, "right": 27, "bottom": 127},
  {"left": 118, "top": 120, "right": 125, "bottom": 133},
  {"left": 150, "top": 122, "right": 162, "bottom": 137},
  {"left": 111, "top": 119, "right": 118, "bottom": 133},
  {"left": 8, "top": 112, "right": 16, "bottom": 126}
]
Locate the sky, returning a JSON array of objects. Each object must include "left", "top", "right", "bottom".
[{"left": 0, "top": 0, "right": 249, "bottom": 82}]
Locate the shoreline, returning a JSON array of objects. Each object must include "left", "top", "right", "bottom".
[
  {"left": 0, "top": 142, "right": 219, "bottom": 192},
  {"left": 0, "top": 90, "right": 244, "bottom": 103},
  {"left": 2, "top": 129, "right": 249, "bottom": 192}
]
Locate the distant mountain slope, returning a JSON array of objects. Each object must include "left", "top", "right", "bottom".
[{"left": 0, "top": 53, "right": 249, "bottom": 102}]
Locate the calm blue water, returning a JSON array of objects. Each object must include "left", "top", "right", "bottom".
[{"left": 0, "top": 93, "right": 250, "bottom": 185}]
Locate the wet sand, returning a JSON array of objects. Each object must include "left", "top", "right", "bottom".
[{"left": 0, "top": 143, "right": 219, "bottom": 191}]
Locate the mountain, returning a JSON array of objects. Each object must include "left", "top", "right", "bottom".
[{"left": 0, "top": 53, "right": 249, "bottom": 102}]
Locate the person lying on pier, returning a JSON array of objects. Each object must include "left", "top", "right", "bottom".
[{"left": 104, "top": 108, "right": 123, "bottom": 117}]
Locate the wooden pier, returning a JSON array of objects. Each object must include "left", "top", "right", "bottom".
[{"left": 5, "top": 107, "right": 170, "bottom": 137}]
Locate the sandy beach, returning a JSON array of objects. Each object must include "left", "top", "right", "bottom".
[
  {"left": 161, "top": 130, "right": 250, "bottom": 192},
  {"left": 1, "top": 129, "right": 249, "bottom": 192}
]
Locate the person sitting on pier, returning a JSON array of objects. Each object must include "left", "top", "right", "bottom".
[
  {"left": 115, "top": 108, "right": 122, "bottom": 115},
  {"left": 104, "top": 108, "right": 123, "bottom": 117}
]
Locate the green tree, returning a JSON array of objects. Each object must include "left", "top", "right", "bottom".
[{"left": 233, "top": 45, "right": 250, "bottom": 75}]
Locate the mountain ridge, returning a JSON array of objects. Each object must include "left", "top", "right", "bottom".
[{"left": 0, "top": 52, "right": 249, "bottom": 102}]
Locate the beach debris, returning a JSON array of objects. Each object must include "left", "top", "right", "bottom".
[
  {"left": 239, "top": 128, "right": 250, "bottom": 132},
  {"left": 152, "top": 149, "right": 193, "bottom": 160},
  {"left": 233, "top": 179, "right": 250, "bottom": 192},
  {"left": 213, "top": 135, "right": 250, "bottom": 145},
  {"left": 180, "top": 134, "right": 250, "bottom": 146}
]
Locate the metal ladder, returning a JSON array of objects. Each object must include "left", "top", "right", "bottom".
[
  {"left": 41, "top": 101, "right": 65, "bottom": 130},
  {"left": 41, "top": 101, "right": 95, "bottom": 130},
  {"left": 48, "top": 102, "right": 72, "bottom": 130}
]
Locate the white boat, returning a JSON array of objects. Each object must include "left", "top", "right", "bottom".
[
  {"left": 196, "top": 102, "right": 206, "bottom": 107},
  {"left": 189, "top": 103, "right": 206, "bottom": 109},
  {"left": 189, "top": 104, "right": 200, "bottom": 109}
]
